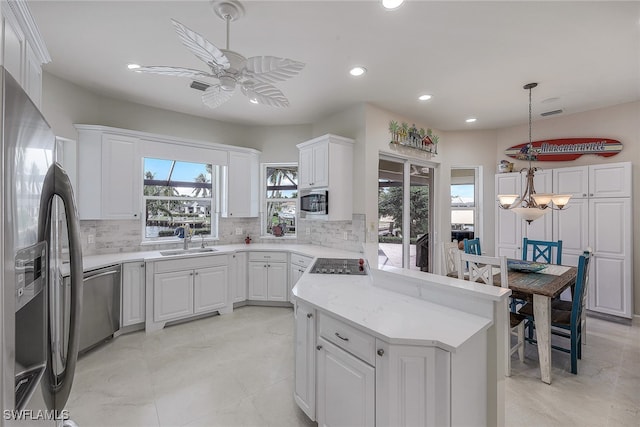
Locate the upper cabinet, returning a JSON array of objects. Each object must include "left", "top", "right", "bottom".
[
  {"left": 221, "top": 150, "right": 260, "bottom": 218},
  {"left": 75, "top": 126, "right": 142, "bottom": 220},
  {"left": 297, "top": 134, "right": 354, "bottom": 221},
  {"left": 1, "top": 0, "right": 50, "bottom": 108},
  {"left": 553, "top": 162, "right": 631, "bottom": 199}
]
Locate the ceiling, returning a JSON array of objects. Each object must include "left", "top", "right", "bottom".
[{"left": 29, "top": 1, "right": 640, "bottom": 131}]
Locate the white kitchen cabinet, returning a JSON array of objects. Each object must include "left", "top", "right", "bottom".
[
  {"left": 147, "top": 254, "right": 231, "bottom": 331},
  {"left": 553, "top": 162, "right": 633, "bottom": 318},
  {"left": 101, "top": 133, "right": 141, "bottom": 219},
  {"left": 297, "top": 134, "right": 354, "bottom": 221},
  {"left": 194, "top": 265, "right": 228, "bottom": 313},
  {"left": 121, "top": 261, "right": 145, "bottom": 327},
  {"left": 0, "top": 0, "right": 49, "bottom": 107},
  {"left": 247, "top": 252, "right": 287, "bottom": 302},
  {"left": 375, "top": 341, "right": 451, "bottom": 427},
  {"left": 232, "top": 252, "right": 247, "bottom": 303},
  {"left": 154, "top": 270, "right": 194, "bottom": 323},
  {"left": 294, "top": 302, "right": 316, "bottom": 420},
  {"left": 289, "top": 253, "right": 313, "bottom": 302},
  {"left": 76, "top": 126, "right": 141, "bottom": 220},
  {"left": 298, "top": 141, "right": 329, "bottom": 188},
  {"left": 316, "top": 337, "right": 375, "bottom": 427},
  {"left": 221, "top": 150, "right": 259, "bottom": 218}
]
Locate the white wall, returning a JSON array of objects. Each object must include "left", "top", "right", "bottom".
[{"left": 495, "top": 101, "right": 640, "bottom": 315}]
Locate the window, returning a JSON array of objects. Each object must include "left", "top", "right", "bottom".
[
  {"left": 264, "top": 164, "right": 298, "bottom": 237},
  {"left": 143, "top": 158, "right": 216, "bottom": 240},
  {"left": 450, "top": 168, "right": 477, "bottom": 241}
]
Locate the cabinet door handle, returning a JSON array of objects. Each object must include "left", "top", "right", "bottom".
[
  {"left": 306, "top": 313, "right": 313, "bottom": 319},
  {"left": 377, "top": 349, "right": 385, "bottom": 356},
  {"left": 335, "top": 332, "right": 349, "bottom": 342},
  {"left": 316, "top": 345, "right": 322, "bottom": 351}
]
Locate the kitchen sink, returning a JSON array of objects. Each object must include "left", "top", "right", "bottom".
[{"left": 160, "top": 248, "right": 218, "bottom": 256}]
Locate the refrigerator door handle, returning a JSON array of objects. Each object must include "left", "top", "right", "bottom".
[{"left": 37, "top": 162, "right": 84, "bottom": 411}]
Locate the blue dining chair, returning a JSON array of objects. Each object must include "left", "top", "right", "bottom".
[
  {"left": 463, "top": 238, "right": 481, "bottom": 255},
  {"left": 522, "top": 238, "right": 563, "bottom": 265},
  {"left": 520, "top": 250, "right": 591, "bottom": 374}
]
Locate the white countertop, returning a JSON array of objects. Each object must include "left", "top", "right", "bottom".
[
  {"left": 292, "top": 266, "right": 494, "bottom": 352},
  {"left": 72, "top": 243, "right": 363, "bottom": 274}
]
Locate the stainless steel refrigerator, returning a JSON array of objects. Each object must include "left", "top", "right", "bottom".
[{"left": 1, "top": 67, "right": 83, "bottom": 425}]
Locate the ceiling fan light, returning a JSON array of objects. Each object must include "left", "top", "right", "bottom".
[
  {"left": 127, "top": 63, "right": 141, "bottom": 70},
  {"left": 249, "top": 98, "right": 259, "bottom": 104},
  {"left": 219, "top": 76, "right": 237, "bottom": 91}
]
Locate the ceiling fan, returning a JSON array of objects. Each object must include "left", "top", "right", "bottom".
[{"left": 131, "top": 1, "right": 305, "bottom": 108}]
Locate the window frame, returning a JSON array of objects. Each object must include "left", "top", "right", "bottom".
[{"left": 261, "top": 162, "right": 298, "bottom": 238}]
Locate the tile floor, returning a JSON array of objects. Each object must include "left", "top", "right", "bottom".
[{"left": 66, "top": 306, "right": 639, "bottom": 426}]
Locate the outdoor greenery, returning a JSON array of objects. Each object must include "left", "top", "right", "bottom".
[
  {"left": 266, "top": 166, "right": 298, "bottom": 235},
  {"left": 378, "top": 185, "right": 429, "bottom": 238}
]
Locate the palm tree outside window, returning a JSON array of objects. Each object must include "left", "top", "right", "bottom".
[
  {"left": 143, "top": 158, "right": 215, "bottom": 240},
  {"left": 264, "top": 164, "right": 298, "bottom": 236}
]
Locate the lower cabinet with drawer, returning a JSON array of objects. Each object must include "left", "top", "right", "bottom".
[
  {"left": 295, "top": 303, "right": 457, "bottom": 427},
  {"left": 146, "top": 254, "right": 231, "bottom": 332}
]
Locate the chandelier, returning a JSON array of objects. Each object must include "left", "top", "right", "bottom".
[{"left": 497, "top": 83, "right": 571, "bottom": 223}]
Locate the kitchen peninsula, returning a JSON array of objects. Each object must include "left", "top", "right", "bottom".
[{"left": 293, "top": 263, "right": 510, "bottom": 427}]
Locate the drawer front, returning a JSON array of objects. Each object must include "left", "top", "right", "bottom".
[
  {"left": 291, "top": 253, "right": 314, "bottom": 268},
  {"left": 154, "top": 254, "right": 228, "bottom": 273},
  {"left": 319, "top": 313, "right": 375, "bottom": 365},
  {"left": 248, "top": 251, "right": 287, "bottom": 263}
]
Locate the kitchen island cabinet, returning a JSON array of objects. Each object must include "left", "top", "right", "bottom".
[{"left": 293, "top": 266, "right": 510, "bottom": 426}]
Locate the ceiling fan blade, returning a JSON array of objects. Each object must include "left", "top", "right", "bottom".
[
  {"left": 202, "top": 84, "right": 235, "bottom": 109},
  {"left": 245, "top": 56, "right": 305, "bottom": 83},
  {"left": 134, "top": 66, "right": 213, "bottom": 78},
  {"left": 171, "top": 19, "right": 230, "bottom": 71},
  {"left": 241, "top": 82, "right": 289, "bottom": 107}
]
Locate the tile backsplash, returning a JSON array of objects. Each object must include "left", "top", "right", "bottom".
[{"left": 80, "top": 214, "right": 366, "bottom": 255}]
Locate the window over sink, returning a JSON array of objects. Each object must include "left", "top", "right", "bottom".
[{"left": 143, "top": 157, "right": 217, "bottom": 240}]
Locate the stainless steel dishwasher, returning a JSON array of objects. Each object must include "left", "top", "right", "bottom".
[{"left": 69, "top": 264, "right": 121, "bottom": 354}]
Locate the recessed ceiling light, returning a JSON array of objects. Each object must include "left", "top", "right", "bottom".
[
  {"left": 465, "top": 118, "right": 477, "bottom": 123},
  {"left": 349, "top": 66, "right": 367, "bottom": 77},
  {"left": 382, "top": 0, "right": 405, "bottom": 10},
  {"left": 127, "top": 63, "right": 141, "bottom": 70},
  {"left": 418, "top": 94, "right": 432, "bottom": 101}
]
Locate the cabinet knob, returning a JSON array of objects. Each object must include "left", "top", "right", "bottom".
[
  {"left": 316, "top": 345, "right": 322, "bottom": 351},
  {"left": 306, "top": 313, "right": 313, "bottom": 319},
  {"left": 377, "top": 349, "right": 385, "bottom": 357},
  {"left": 190, "top": 272, "right": 193, "bottom": 276},
  {"left": 195, "top": 272, "right": 199, "bottom": 275},
  {"left": 264, "top": 265, "right": 267, "bottom": 268},
  {"left": 583, "top": 193, "right": 587, "bottom": 197},
  {"left": 589, "top": 193, "right": 594, "bottom": 197},
  {"left": 140, "top": 264, "right": 145, "bottom": 268},
  {"left": 133, "top": 213, "right": 138, "bottom": 218}
]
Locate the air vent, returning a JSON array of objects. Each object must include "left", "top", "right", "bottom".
[
  {"left": 541, "top": 109, "right": 563, "bottom": 117},
  {"left": 190, "top": 81, "right": 210, "bottom": 91}
]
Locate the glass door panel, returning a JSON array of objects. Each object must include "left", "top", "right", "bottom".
[{"left": 378, "top": 159, "right": 404, "bottom": 269}]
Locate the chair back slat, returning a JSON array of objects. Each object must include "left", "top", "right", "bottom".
[
  {"left": 522, "top": 238, "right": 563, "bottom": 264},
  {"left": 456, "top": 251, "right": 508, "bottom": 288},
  {"left": 442, "top": 241, "right": 459, "bottom": 276},
  {"left": 463, "top": 238, "right": 482, "bottom": 255},
  {"left": 572, "top": 250, "right": 592, "bottom": 326}
]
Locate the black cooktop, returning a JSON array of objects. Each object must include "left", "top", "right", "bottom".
[{"left": 310, "top": 258, "right": 367, "bottom": 275}]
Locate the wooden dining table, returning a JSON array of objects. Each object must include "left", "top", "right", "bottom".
[{"left": 496, "top": 260, "right": 578, "bottom": 384}]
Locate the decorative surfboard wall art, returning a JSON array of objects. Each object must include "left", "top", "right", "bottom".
[{"left": 505, "top": 138, "right": 623, "bottom": 161}]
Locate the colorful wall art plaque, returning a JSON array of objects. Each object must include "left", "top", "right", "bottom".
[{"left": 505, "top": 138, "right": 623, "bottom": 161}]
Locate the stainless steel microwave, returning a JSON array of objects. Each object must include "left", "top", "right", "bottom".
[{"left": 300, "top": 190, "right": 328, "bottom": 215}]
